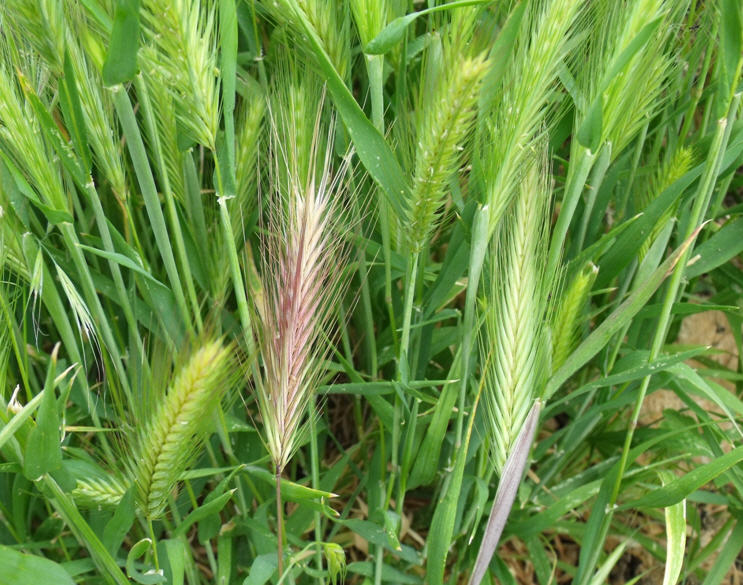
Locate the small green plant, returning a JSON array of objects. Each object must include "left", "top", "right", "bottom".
[{"left": 0, "top": 1, "right": 741, "bottom": 585}]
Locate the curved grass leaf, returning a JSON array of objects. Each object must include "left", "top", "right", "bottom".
[
  {"left": 365, "top": 0, "right": 490, "bottom": 54},
  {"left": 587, "top": 539, "right": 628, "bottom": 585},
  {"left": 243, "top": 554, "right": 278, "bottom": 585},
  {"left": 126, "top": 539, "right": 166, "bottom": 585},
  {"left": 24, "top": 348, "right": 62, "bottom": 481},
  {"left": 77, "top": 244, "right": 163, "bottom": 285},
  {"left": 619, "top": 445, "right": 743, "bottom": 510},
  {"left": 659, "top": 470, "right": 686, "bottom": 585},
  {"left": 173, "top": 489, "right": 236, "bottom": 538},
  {"left": 102, "top": 488, "right": 136, "bottom": 555}
]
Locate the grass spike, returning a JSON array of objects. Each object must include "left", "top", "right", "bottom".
[
  {"left": 480, "top": 0, "right": 584, "bottom": 232},
  {"left": 637, "top": 146, "right": 694, "bottom": 260},
  {"left": 551, "top": 262, "right": 598, "bottom": 373},
  {"left": 72, "top": 475, "right": 130, "bottom": 509},
  {"left": 139, "top": 0, "right": 220, "bottom": 148},
  {"left": 407, "top": 53, "right": 487, "bottom": 251},
  {"left": 254, "top": 96, "right": 353, "bottom": 574},
  {"left": 128, "top": 339, "right": 237, "bottom": 519},
  {"left": 482, "top": 152, "right": 551, "bottom": 472},
  {"left": 234, "top": 90, "right": 265, "bottom": 231}
]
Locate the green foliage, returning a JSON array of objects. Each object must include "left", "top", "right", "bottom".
[{"left": 0, "top": 1, "right": 741, "bottom": 584}]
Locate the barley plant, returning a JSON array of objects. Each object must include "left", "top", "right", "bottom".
[{"left": 0, "top": 1, "right": 742, "bottom": 585}]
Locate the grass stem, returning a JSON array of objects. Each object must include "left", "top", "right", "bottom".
[{"left": 276, "top": 466, "right": 284, "bottom": 578}]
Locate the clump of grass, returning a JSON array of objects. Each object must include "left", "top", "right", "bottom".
[
  {"left": 0, "top": 2, "right": 739, "bottom": 584},
  {"left": 126, "top": 339, "right": 237, "bottom": 519}
]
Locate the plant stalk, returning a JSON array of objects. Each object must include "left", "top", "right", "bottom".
[{"left": 276, "top": 466, "right": 284, "bottom": 578}]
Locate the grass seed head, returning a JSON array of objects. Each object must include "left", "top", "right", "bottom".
[
  {"left": 481, "top": 152, "right": 552, "bottom": 473},
  {"left": 139, "top": 0, "right": 220, "bottom": 149},
  {"left": 127, "top": 339, "right": 238, "bottom": 519},
  {"left": 480, "top": 0, "right": 585, "bottom": 233},
  {"left": 254, "top": 95, "right": 353, "bottom": 474},
  {"left": 551, "top": 262, "right": 598, "bottom": 373},
  {"left": 406, "top": 53, "right": 487, "bottom": 252}
]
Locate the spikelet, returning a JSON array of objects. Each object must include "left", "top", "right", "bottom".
[
  {"left": 481, "top": 155, "right": 551, "bottom": 473},
  {"left": 0, "top": 60, "right": 68, "bottom": 213},
  {"left": 269, "top": 73, "right": 321, "bottom": 196},
  {"left": 265, "top": 0, "right": 350, "bottom": 79},
  {"left": 127, "top": 340, "right": 237, "bottom": 519},
  {"left": 2, "top": 2, "right": 128, "bottom": 197},
  {"left": 55, "top": 264, "right": 99, "bottom": 351},
  {"left": 0, "top": 1, "right": 65, "bottom": 71},
  {"left": 234, "top": 92, "right": 265, "bottom": 229},
  {"left": 72, "top": 475, "right": 130, "bottom": 509},
  {"left": 580, "top": 0, "right": 686, "bottom": 156},
  {"left": 254, "top": 104, "right": 351, "bottom": 475},
  {"left": 139, "top": 48, "right": 186, "bottom": 203}
]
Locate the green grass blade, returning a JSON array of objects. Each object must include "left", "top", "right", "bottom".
[
  {"left": 619, "top": 445, "right": 743, "bottom": 510},
  {"left": 365, "top": 0, "right": 489, "bottom": 54},
  {"left": 700, "top": 519, "right": 743, "bottom": 585},
  {"left": 23, "top": 347, "right": 62, "bottom": 480},
  {"left": 111, "top": 87, "right": 192, "bottom": 340}
]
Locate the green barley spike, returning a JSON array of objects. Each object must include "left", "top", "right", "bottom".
[
  {"left": 128, "top": 340, "right": 237, "bottom": 519},
  {"left": 482, "top": 155, "right": 551, "bottom": 473},
  {"left": 407, "top": 55, "right": 487, "bottom": 251}
]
